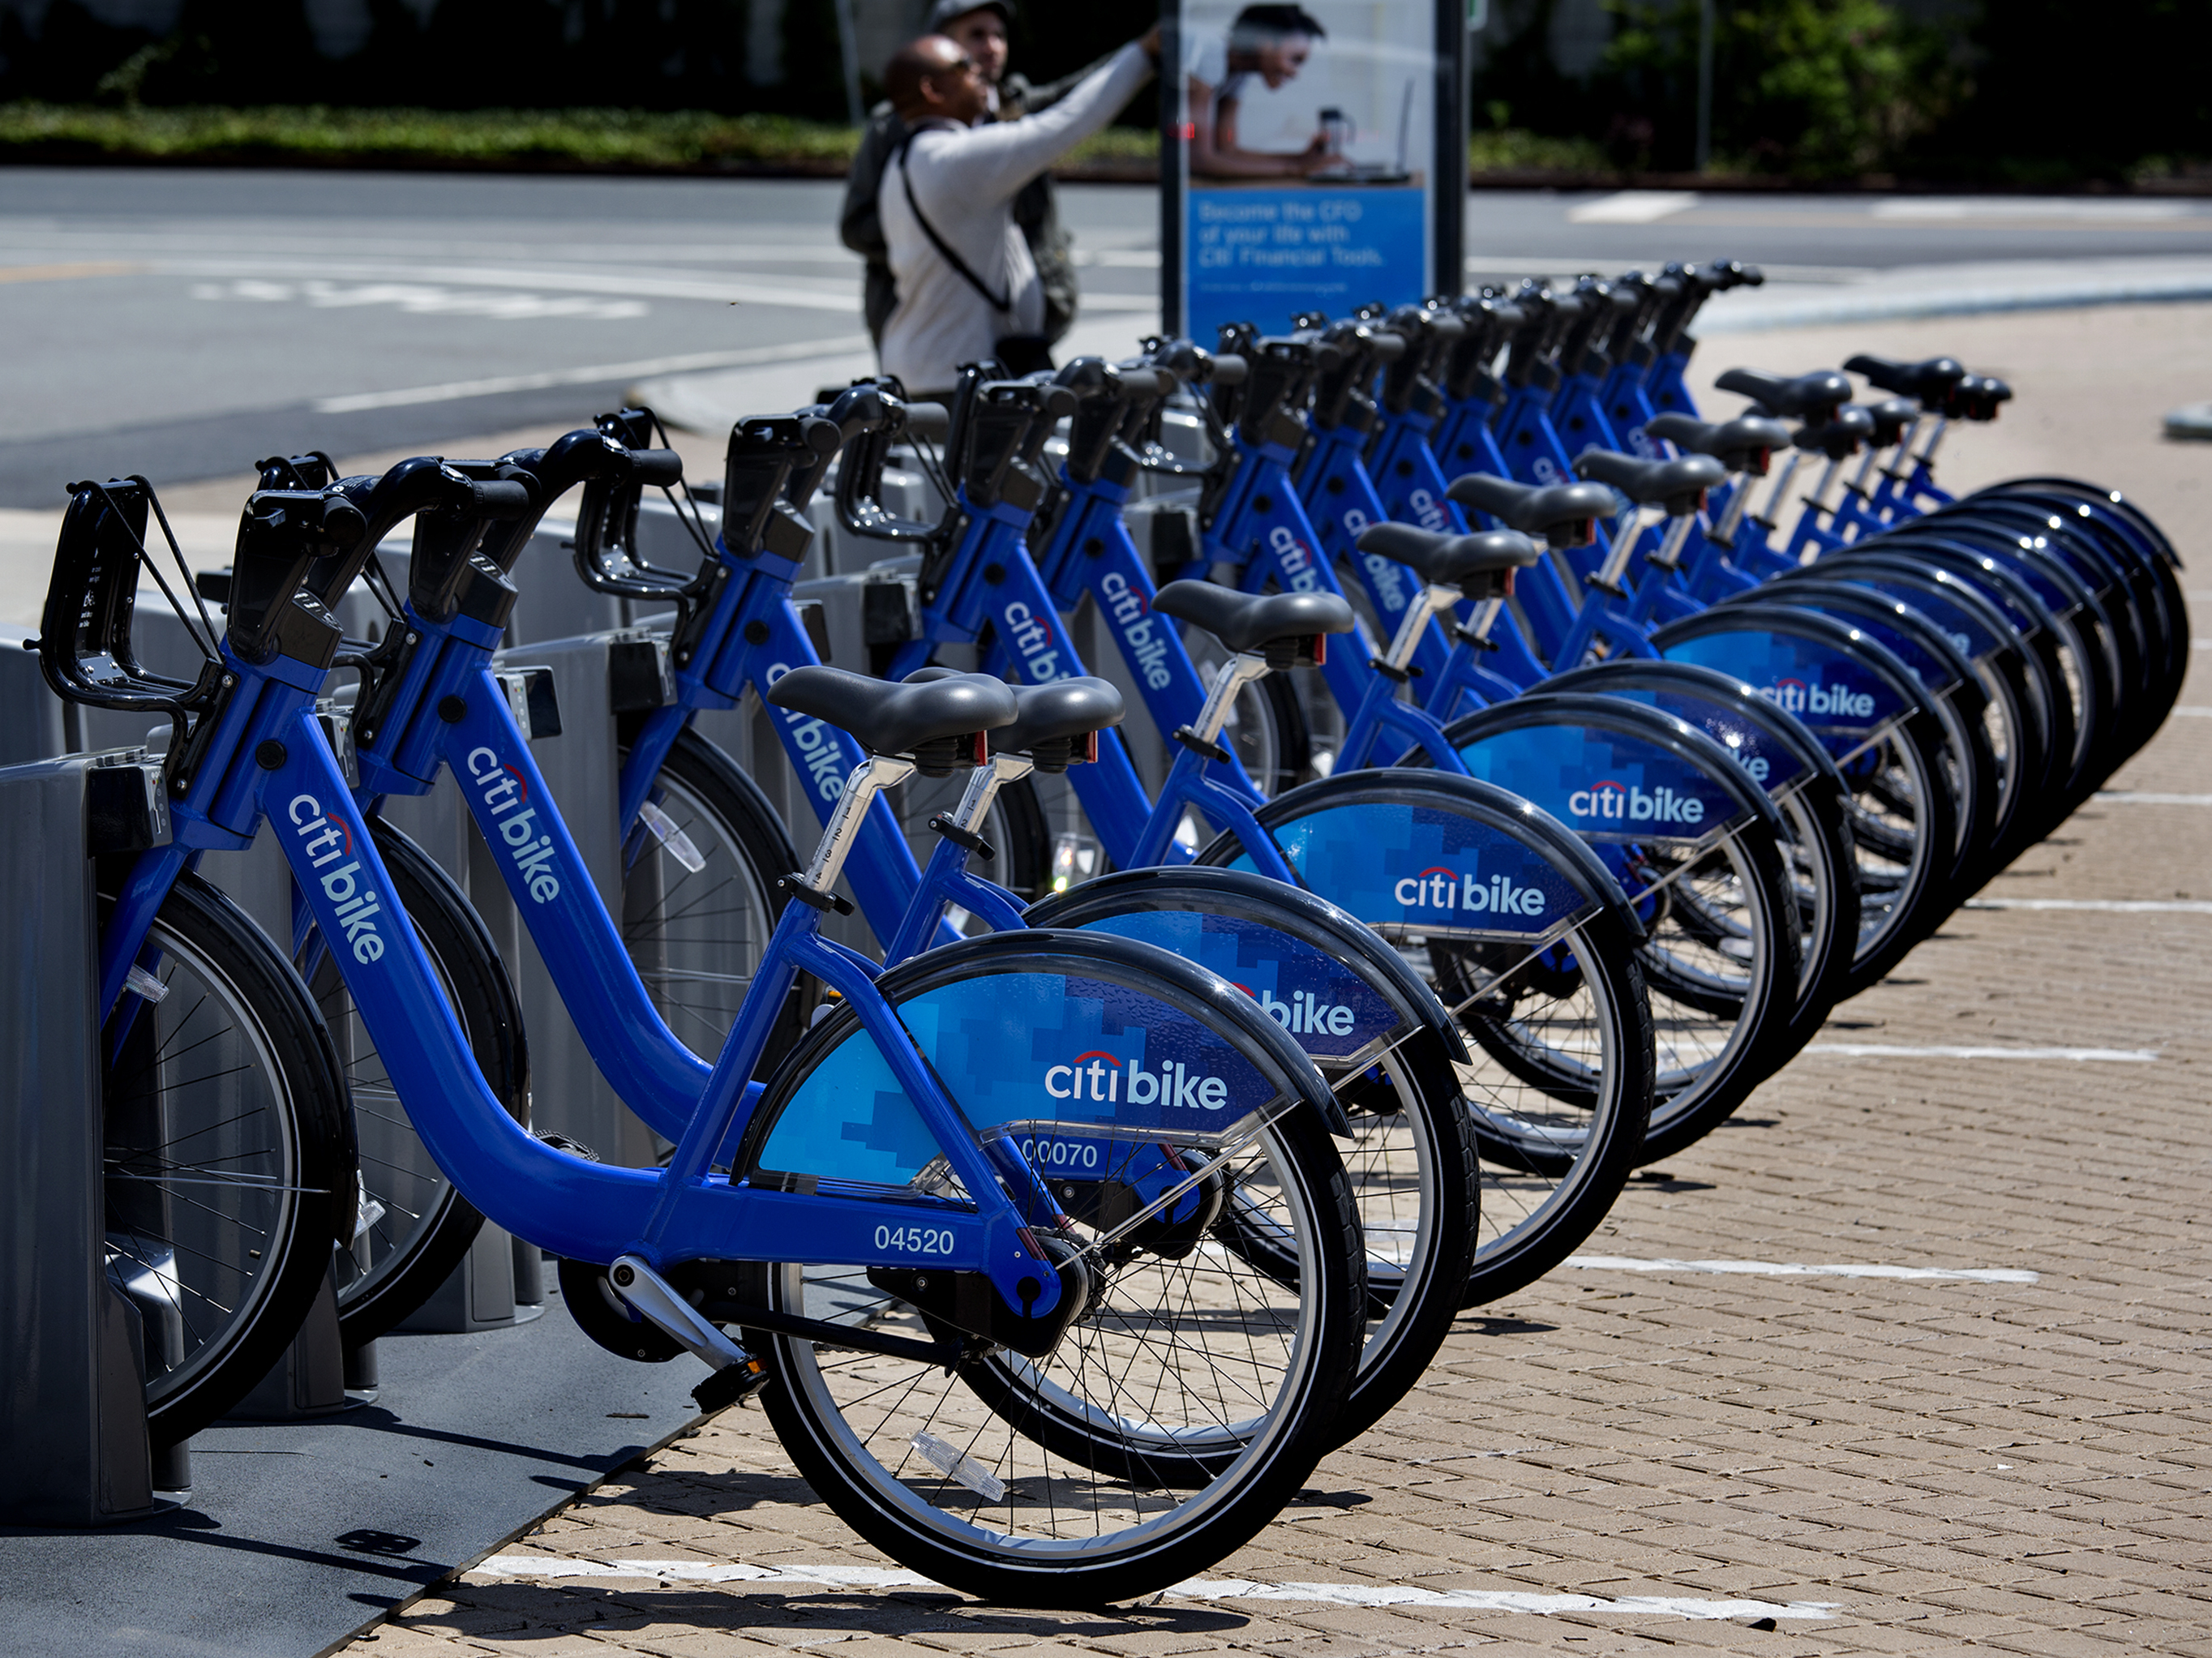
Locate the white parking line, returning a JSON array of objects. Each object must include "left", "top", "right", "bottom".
[
  {"left": 2170, "top": 707, "right": 2212, "bottom": 716},
  {"left": 466, "top": 1557, "right": 1837, "bottom": 1620},
  {"left": 1565, "top": 191, "right": 1700, "bottom": 224},
  {"left": 1566, "top": 1256, "right": 2038, "bottom": 1283},
  {"left": 2093, "top": 791, "right": 2212, "bottom": 805},
  {"left": 1804, "top": 1043, "right": 2157, "bottom": 1060},
  {"left": 1966, "top": 898, "right": 2212, "bottom": 913}
]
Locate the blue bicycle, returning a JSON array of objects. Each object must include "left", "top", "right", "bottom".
[
  {"left": 36, "top": 461, "right": 1374, "bottom": 1606},
  {"left": 238, "top": 401, "right": 1481, "bottom": 1452}
]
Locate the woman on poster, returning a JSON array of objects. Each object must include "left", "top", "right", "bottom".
[{"left": 1186, "top": 3, "right": 1334, "bottom": 178}]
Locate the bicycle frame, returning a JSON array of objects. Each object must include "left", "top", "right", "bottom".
[{"left": 97, "top": 632, "right": 1068, "bottom": 1321}]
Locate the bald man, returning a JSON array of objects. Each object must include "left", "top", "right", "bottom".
[{"left": 874, "top": 26, "right": 1158, "bottom": 397}]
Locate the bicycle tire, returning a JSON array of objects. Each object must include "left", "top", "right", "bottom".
[
  {"left": 319, "top": 818, "right": 530, "bottom": 1347},
  {"left": 1194, "top": 769, "right": 1658, "bottom": 1306},
  {"left": 731, "top": 932, "right": 1363, "bottom": 1606},
  {"left": 1027, "top": 866, "right": 1481, "bottom": 1446},
  {"left": 618, "top": 726, "right": 805, "bottom": 1066},
  {"left": 105, "top": 871, "right": 354, "bottom": 1446}
]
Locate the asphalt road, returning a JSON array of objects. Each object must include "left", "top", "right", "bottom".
[{"left": 5, "top": 167, "right": 2212, "bottom": 505}]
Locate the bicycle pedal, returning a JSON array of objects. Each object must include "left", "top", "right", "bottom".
[{"left": 691, "top": 1354, "right": 769, "bottom": 1414}]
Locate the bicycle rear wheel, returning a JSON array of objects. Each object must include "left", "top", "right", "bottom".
[
  {"left": 730, "top": 932, "right": 1363, "bottom": 1606},
  {"left": 105, "top": 871, "right": 354, "bottom": 1446}
]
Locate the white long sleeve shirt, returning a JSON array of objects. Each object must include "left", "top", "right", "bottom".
[{"left": 879, "top": 42, "right": 1153, "bottom": 392}]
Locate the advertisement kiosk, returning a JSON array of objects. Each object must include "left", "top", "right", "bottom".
[{"left": 1163, "top": 0, "right": 1468, "bottom": 339}]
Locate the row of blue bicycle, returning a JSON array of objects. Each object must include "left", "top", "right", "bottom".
[{"left": 40, "top": 254, "right": 2183, "bottom": 1605}]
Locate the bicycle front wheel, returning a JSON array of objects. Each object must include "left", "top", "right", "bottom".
[{"left": 105, "top": 871, "right": 354, "bottom": 1445}]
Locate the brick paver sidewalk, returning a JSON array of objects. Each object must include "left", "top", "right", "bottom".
[{"left": 338, "top": 316, "right": 2212, "bottom": 1656}]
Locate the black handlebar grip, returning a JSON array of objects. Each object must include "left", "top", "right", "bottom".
[
  {"left": 469, "top": 479, "right": 536, "bottom": 518},
  {"left": 1211, "top": 353, "right": 1249, "bottom": 386},
  {"left": 628, "top": 448, "right": 684, "bottom": 486},
  {"left": 317, "top": 496, "right": 369, "bottom": 546},
  {"left": 1113, "top": 367, "right": 1164, "bottom": 400},
  {"left": 1371, "top": 333, "right": 1408, "bottom": 362}
]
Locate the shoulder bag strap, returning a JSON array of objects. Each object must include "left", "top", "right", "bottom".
[{"left": 896, "top": 132, "right": 1012, "bottom": 315}]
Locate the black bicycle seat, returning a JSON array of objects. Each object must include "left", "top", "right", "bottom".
[
  {"left": 1793, "top": 404, "right": 1876, "bottom": 460},
  {"left": 1354, "top": 524, "right": 1540, "bottom": 596},
  {"left": 995, "top": 676, "right": 1125, "bottom": 771},
  {"left": 1575, "top": 451, "right": 1728, "bottom": 514},
  {"left": 1951, "top": 375, "right": 2013, "bottom": 420},
  {"left": 1714, "top": 366, "right": 1854, "bottom": 423},
  {"left": 1844, "top": 353, "right": 1965, "bottom": 406},
  {"left": 1445, "top": 474, "right": 1614, "bottom": 546},
  {"left": 1152, "top": 582, "right": 1352, "bottom": 661},
  {"left": 1644, "top": 412, "right": 1792, "bottom": 472},
  {"left": 1858, "top": 396, "right": 1921, "bottom": 448},
  {"left": 767, "top": 666, "right": 1014, "bottom": 771}
]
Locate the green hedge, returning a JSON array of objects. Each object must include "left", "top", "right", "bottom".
[{"left": 0, "top": 102, "right": 1172, "bottom": 174}]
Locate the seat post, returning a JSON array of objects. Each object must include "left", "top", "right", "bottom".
[
  {"left": 1384, "top": 584, "right": 1460, "bottom": 673},
  {"left": 1708, "top": 465, "right": 1760, "bottom": 548},
  {"left": 1750, "top": 450, "right": 1802, "bottom": 532},
  {"left": 948, "top": 752, "right": 1035, "bottom": 836},
  {"left": 1591, "top": 505, "right": 1651, "bottom": 593},
  {"left": 802, "top": 753, "right": 917, "bottom": 897},
  {"left": 1192, "top": 653, "right": 1272, "bottom": 747}
]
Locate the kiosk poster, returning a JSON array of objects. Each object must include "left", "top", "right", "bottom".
[{"left": 1177, "top": 2, "right": 1437, "bottom": 344}]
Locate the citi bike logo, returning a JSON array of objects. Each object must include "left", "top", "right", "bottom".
[
  {"left": 465, "top": 748, "right": 562, "bottom": 902},
  {"left": 287, "top": 795, "right": 386, "bottom": 963},
  {"left": 1269, "top": 524, "right": 1325, "bottom": 593},
  {"left": 1567, "top": 778, "right": 1707, "bottom": 827},
  {"left": 1406, "top": 486, "right": 1449, "bottom": 533},
  {"left": 1761, "top": 675, "right": 1875, "bottom": 720},
  {"left": 1393, "top": 864, "right": 1548, "bottom": 918},
  {"left": 1044, "top": 1049, "right": 1228, "bottom": 1112},
  {"left": 765, "top": 662, "right": 847, "bottom": 804},
  {"left": 1258, "top": 985, "right": 1355, "bottom": 1038},
  {"left": 1343, "top": 507, "right": 1413, "bottom": 616},
  {"left": 1001, "top": 600, "right": 1065, "bottom": 684},
  {"left": 1098, "top": 572, "right": 1172, "bottom": 691},
  {"left": 1530, "top": 456, "right": 1566, "bottom": 486}
]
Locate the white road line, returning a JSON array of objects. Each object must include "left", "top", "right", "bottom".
[
  {"left": 465, "top": 1557, "right": 1836, "bottom": 1619},
  {"left": 312, "top": 336, "right": 871, "bottom": 413},
  {"left": 2094, "top": 791, "right": 2212, "bottom": 805},
  {"left": 1803, "top": 1043, "right": 2157, "bottom": 1061},
  {"left": 1566, "top": 191, "right": 1700, "bottom": 225},
  {"left": 1966, "top": 897, "right": 2212, "bottom": 914},
  {"left": 1566, "top": 1256, "right": 2038, "bottom": 1283},
  {"left": 2192, "top": 640, "right": 2212, "bottom": 651},
  {"left": 2167, "top": 706, "right": 2212, "bottom": 715}
]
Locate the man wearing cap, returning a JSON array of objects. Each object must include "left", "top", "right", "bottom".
[{"left": 840, "top": 2, "right": 1108, "bottom": 353}]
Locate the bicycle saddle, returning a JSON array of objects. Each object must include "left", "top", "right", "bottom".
[
  {"left": 1792, "top": 404, "right": 1876, "bottom": 461},
  {"left": 766, "top": 666, "right": 1015, "bottom": 772},
  {"left": 995, "top": 676, "right": 1125, "bottom": 771},
  {"left": 1444, "top": 474, "right": 1613, "bottom": 546},
  {"left": 1644, "top": 412, "right": 1791, "bottom": 473},
  {"left": 1713, "top": 366, "right": 1853, "bottom": 424},
  {"left": 1844, "top": 353, "right": 1965, "bottom": 407},
  {"left": 1152, "top": 582, "right": 1352, "bottom": 662},
  {"left": 1951, "top": 374, "right": 2013, "bottom": 420},
  {"left": 1858, "top": 396, "right": 1921, "bottom": 448},
  {"left": 1354, "top": 523, "right": 1539, "bottom": 597},
  {"left": 1575, "top": 451, "right": 1727, "bottom": 515}
]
